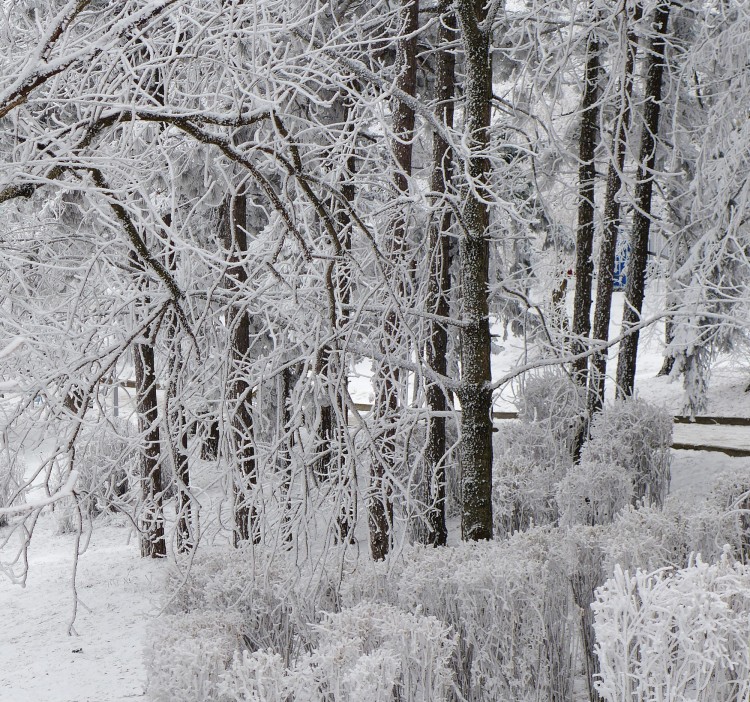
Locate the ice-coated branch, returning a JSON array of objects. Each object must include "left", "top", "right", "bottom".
[{"left": 0, "top": 471, "right": 79, "bottom": 517}]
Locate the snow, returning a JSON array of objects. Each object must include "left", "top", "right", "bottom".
[
  {"left": 0, "top": 286, "right": 748, "bottom": 701},
  {"left": 0, "top": 515, "right": 164, "bottom": 702}
]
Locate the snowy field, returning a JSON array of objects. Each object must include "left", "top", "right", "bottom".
[{"left": 1, "top": 287, "right": 749, "bottom": 702}]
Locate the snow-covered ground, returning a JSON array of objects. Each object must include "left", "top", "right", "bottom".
[
  {"left": 1, "top": 286, "right": 749, "bottom": 701},
  {"left": 0, "top": 516, "right": 164, "bottom": 702}
]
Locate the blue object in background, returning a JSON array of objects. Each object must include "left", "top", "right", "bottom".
[{"left": 613, "top": 242, "right": 630, "bottom": 290}]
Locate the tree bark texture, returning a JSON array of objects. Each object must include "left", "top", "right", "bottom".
[
  {"left": 134, "top": 336, "right": 166, "bottom": 558},
  {"left": 590, "top": 1, "right": 641, "bottom": 414},
  {"left": 456, "top": 0, "right": 493, "bottom": 541},
  {"left": 370, "top": 0, "right": 418, "bottom": 561},
  {"left": 423, "top": 0, "right": 456, "bottom": 548},
  {"left": 571, "top": 18, "right": 601, "bottom": 386},
  {"left": 222, "top": 192, "right": 259, "bottom": 546},
  {"left": 616, "top": 1, "right": 671, "bottom": 398}
]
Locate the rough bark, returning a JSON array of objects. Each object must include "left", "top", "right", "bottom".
[
  {"left": 370, "top": 0, "right": 419, "bottom": 561},
  {"left": 590, "top": 1, "right": 641, "bottom": 414},
  {"left": 159, "top": 224, "right": 194, "bottom": 553},
  {"left": 221, "top": 193, "right": 259, "bottom": 546},
  {"left": 571, "top": 14, "right": 602, "bottom": 460},
  {"left": 456, "top": 0, "right": 493, "bottom": 541},
  {"left": 134, "top": 332, "right": 166, "bottom": 558},
  {"left": 616, "top": 1, "right": 671, "bottom": 398},
  {"left": 423, "top": 1, "right": 456, "bottom": 548},
  {"left": 571, "top": 19, "right": 602, "bottom": 386}
]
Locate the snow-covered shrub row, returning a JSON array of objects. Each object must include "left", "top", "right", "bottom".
[
  {"left": 161, "top": 544, "right": 339, "bottom": 664},
  {"left": 218, "top": 603, "right": 455, "bottom": 702},
  {"left": 344, "top": 531, "right": 589, "bottom": 702},
  {"left": 494, "top": 391, "right": 672, "bottom": 536},
  {"left": 147, "top": 609, "right": 245, "bottom": 702},
  {"left": 582, "top": 399, "right": 672, "bottom": 508},
  {"left": 594, "top": 557, "right": 750, "bottom": 702},
  {"left": 149, "top": 547, "right": 457, "bottom": 702},
  {"left": 605, "top": 493, "right": 750, "bottom": 573}
]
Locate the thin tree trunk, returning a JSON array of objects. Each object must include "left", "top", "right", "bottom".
[
  {"left": 590, "top": 1, "right": 642, "bottom": 414},
  {"left": 616, "top": 1, "right": 671, "bottom": 398},
  {"left": 164, "top": 236, "right": 193, "bottom": 553},
  {"left": 456, "top": 0, "right": 493, "bottom": 541},
  {"left": 369, "top": 0, "right": 419, "bottom": 561},
  {"left": 423, "top": 1, "right": 456, "bottom": 548},
  {"left": 134, "top": 331, "right": 166, "bottom": 558},
  {"left": 222, "top": 193, "right": 258, "bottom": 546},
  {"left": 571, "top": 11, "right": 602, "bottom": 460},
  {"left": 571, "top": 15, "right": 601, "bottom": 385}
]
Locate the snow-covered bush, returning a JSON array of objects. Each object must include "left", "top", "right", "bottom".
[
  {"left": 710, "top": 474, "right": 750, "bottom": 562},
  {"left": 217, "top": 603, "right": 455, "bottom": 702},
  {"left": 72, "top": 420, "right": 137, "bottom": 517},
  {"left": 516, "top": 371, "right": 587, "bottom": 452},
  {"left": 604, "top": 494, "right": 750, "bottom": 573},
  {"left": 147, "top": 609, "right": 245, "bottom": 702},
  {"left": 594, "top": 557, "right": 750, "bottom": 702},
  {"left": 556, "top": 460, "right": 633, "bottom": 527},
  {"left": 0, "top": 452, "right": 25, "bottom": 528},
  {"left": 492, "top": 450, "right": 561, "bottom": 536},
  {"left": 343, "top": 534, "right": 579, "bottom": 702},
  {"left": 582, "top": 399, "right": 672, "bottom": 508},
  {"left": 304, "top": 603, "right": 455, "bottom": 702},
  {"left": 163, "top": 545, "right": 339, "bottom": 666},
  {"left": 493, "top": 371, "right": 586, "bottom": 536}
]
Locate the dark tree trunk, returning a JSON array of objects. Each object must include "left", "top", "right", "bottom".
[
  {"left": 369, "top": 0, "right": 419, "bottom": 561},
  {"left": 616, "top": 1, "right": 671, "bottom": 398},
  {"left": 590, "top": 1, "right": 642, "bottom": 414},
  {"left": 163, "top": 229, "right": 194, "bottom": 554},
  {"left": 134, "top": 337, "right": 166, "bottom": 558},
  {"left": 423, "top": 0, "right": 456, "bottom": 548},
  {"left": 221, "top": 193, "right": 259, "bottom": 546},
  {"left": 571, "top": 18, "right": 601, "bottom": 385},
  {"left": 456, "top": 0, "right": 493, "bottom": 541},
  {"left": 571, "top": 14, "right": 602, "bottom": 460}
]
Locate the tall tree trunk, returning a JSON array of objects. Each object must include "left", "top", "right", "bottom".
[
  {"left": 369, "top": 0, "right": 419, "bottom": 561},
  {"left": 222, "top": 192, "right": 258, "bottom": 546},
  {"left": 133, "top": 325, "right": 166, "bottom": 559},
  {"left": 616, "top": 1, "right": 671, "bottom": 398},
  {"left": 456, "top": 0, "right": 493, "bottom": 541},
  {"left": 589, "top": 1, "right": 641, "bottom": 414},
  {"left": 571, "top": 11, "right": 602, "bottom": 460},
  {"left": 571, "top": 15, "right": 602, "bottom": 385},
  {"left": 423, "top": 1, "right": 456, "bottom": 548},
  {"left": 163, "top": 232, "right": 193, "bottom": 553}
]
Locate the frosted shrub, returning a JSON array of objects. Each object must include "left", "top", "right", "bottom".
[
  {"left": 73, "top": 420, "right": 137, "bottom": 517},
  {"left": 556, "top": 460, "right": 633, "bottom": 527},
  {"left": 493, "top": 372, "right": 586, "bottom": 536},
  {"left": 357, "top": 535, "right": 578, "bottom": 702},
  {"left": 594, "top": 558, "right": 750, "bottom": 702},
  {"left": 163, "top": 545, "right": 340, "bottom": 666},
  {"left": 301, "top": 603, "right": 455, "bottom": 702},
  {"left": 219, "top": 650, "right": 295, "bottom": 702},
  {"left": 582, "top": 398, "right": 672, "bottom": 508},
  {"left": 492, "top": 450, "right": 561, "bottom": 536},
  {"left": 710, "top": 474, "right": 750, "bottom": 562},
  {"left": 516, "top": 371, "right": 587, "bottom": 452},
  {"left": 604, "top": 495, "right": 749, "bottom": 573},
  {"left": 218, "top": 603, "right": 455, "bottom": 702},
  {"left": 146, "top": 609, "right": 245, "bottom": 702}
]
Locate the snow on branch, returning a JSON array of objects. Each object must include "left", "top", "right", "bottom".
[{"left": 0, "top": 471, "right": 79, "bottom": 517}]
